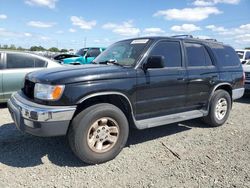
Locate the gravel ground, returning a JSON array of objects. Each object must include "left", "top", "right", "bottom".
[{"left": 0, "top": 96, "right": 249, "bottom": 188}]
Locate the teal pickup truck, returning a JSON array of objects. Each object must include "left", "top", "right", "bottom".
[{"left": 62, "top": 47, "right": 106, "bottom": 65}]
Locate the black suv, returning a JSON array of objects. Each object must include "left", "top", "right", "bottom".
[{"left": 8, "top": 36, "right": 245, "bottom": 164}]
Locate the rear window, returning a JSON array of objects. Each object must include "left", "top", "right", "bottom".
[{"left": 211, "top": 45, "right": 240, "bottom": 67}]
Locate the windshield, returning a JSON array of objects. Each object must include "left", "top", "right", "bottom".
[
  {"left": 236, "top": 51, "right": 244, "bottom": 59},
  {"left": 76, "top": 48, "right": 88, "bottom": 56},
  {"left": 93, "top": 39, "right": 151, "bottom": 66}
]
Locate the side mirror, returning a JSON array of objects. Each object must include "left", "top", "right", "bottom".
[{"left": 143, "top": 56, "right": 165, "bottom": 70}]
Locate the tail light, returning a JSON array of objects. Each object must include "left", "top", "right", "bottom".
[{"left": 241, "top": 72, "right": 245, "bottom": 86}]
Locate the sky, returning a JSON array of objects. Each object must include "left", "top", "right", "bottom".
[{"left": 0, "top": 0, "right": 250, "bottom": 50}]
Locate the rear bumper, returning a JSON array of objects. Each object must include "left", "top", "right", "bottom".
[
  {"left": 245, "top": 82, "right": 250, "bottom": 92},
  {"left": 7, "top": 92, "right": 76, "bottom": 137},
  {"left": 232, "top": 88, "right": 245, "bottom": 100}
]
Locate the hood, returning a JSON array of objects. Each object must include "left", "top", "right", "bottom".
[
  {"left": 63, "top": 56, "right": 82, "bottom": 63},
  {"left": 25, "top": 64, "right": 136, "bottom": 85}
]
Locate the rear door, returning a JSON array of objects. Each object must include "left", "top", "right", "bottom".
[
  {"left": 2, "top": 52, "right": 47, "bottom": 99},
  {"left": 184, "top": 42, "right": 219, "bottom": 109}
]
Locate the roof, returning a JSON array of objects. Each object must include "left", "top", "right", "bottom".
[{"left": 120, "top": 35, "right": 223, "bottom": 45}]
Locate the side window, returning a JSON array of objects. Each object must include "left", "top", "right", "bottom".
[
  {"left": 185, "top": 43, "right": 212, "bottom": 67},
  {"left": 87, "top": 48, "right": 101, "bottom": 57},
  {"left": 6, "top": 53, "right": 35, "bottom": 69},
  {"left": 149, "top": 41, "right": 182, "bottom": 67},
  {"left": 212, "top": 45, "right": 240, "bottom": 67},
  {"left": 0, "top": 53, "right": 3, "bottom": 69},
  {"left": 245, "top": 51, "right": 250, "bottom": 60},
  {"left": 34, "top": 58, "right": 47, "bottom": 67},
  {"left": 204, "top": 48, "right": 213, "bottom": 66}
]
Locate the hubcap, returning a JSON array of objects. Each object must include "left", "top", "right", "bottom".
[
  {"left": 87, "top": 117, "right": 119, "bottom": 153},
  {"left": 215, "top": 98, "right": 228, "bottom": 121}
]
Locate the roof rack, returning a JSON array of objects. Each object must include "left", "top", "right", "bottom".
[
  {"left": 171, "top": 35, "right": 193, "bottom": 38},
  {"left": 204, "top": 38, "right": 217, "bottom": 42}
]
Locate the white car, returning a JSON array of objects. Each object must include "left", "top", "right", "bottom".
[
  {"left": 236, "top": 49, "right": 250, "bottom": 64},
  {"left": 243, "top": 64, "right": 250, "bottom": 93},
  {"left": 0, "top": 51, "right": 62, "bottom": 103}
]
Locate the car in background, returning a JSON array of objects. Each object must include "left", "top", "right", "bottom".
[
  {"left": 53, "top": 53, "right": 79, "bottom": 62},
  {"left": 61, "top": 47, "right": 106, "bottom": 65},
  {"left": 243, "top": 65, "right": 250, "bottom": 93},
  {"left": 236, "top": 49, "right": 250, "bottom": 64},
  {"left": 0, "top": 51, "right": 61, "bottom": 103}
]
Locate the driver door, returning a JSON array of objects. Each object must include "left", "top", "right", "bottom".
[{"left": 136, "top": 40, "right": 188, "bottom": 120}]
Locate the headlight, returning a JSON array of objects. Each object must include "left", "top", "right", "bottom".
[{"left": 34, "top": 83, "right": 65, "bottom": 101}]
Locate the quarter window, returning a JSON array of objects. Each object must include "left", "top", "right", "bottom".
[
  {"left": 212, "top": 45, "right": 240, "bottom": 67},
  {"left": 185, "top": 43, "right": 213, "bottom": 67},
  {"left": 149, "top": 41, "right": 182, "bottom": 67},
  {"left": 35, "top": 58, "right": 47, "bottom": 67}
]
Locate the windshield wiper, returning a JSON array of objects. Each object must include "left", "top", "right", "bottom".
[{"left": 94, "top": 59, "right": 123, "bottom": 67}]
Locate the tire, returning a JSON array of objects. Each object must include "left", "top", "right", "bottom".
[
  {"left": 68, "top": 103, "right": 129, "bottom": 164},
  {"left": 203, "top": 89, "right": 231, "bottom": 127}
]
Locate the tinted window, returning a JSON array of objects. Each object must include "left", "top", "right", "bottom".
[
  {"left": 185, "top": 43, "right": 212, "bottom": 67},
  {"left": 149, "top": 41, "right": 182, "bottom": 67},
  {"left": 87, "top": 48, "right": 101, "bottom": 57},
  {"left": 7, "top": 53, "right": 35, "bottom": 69},
  {"left": 35, "top": 58, "right": 47, "bottom": 67},
  {"left": 76, "top": 48, "right": 88, "bottom": 56},
  {"left": 245, "top": 51, "right": 250, "bottom": 60},
  {"left": 212, "top": 45, "right": 240, "bottom": 66},
  {"left": 0, "top": 53, "right": 3, "bottom": 69}
]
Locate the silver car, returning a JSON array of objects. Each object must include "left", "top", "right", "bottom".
[{"left": 0, "top": 51, "right": 61, "bottom": 103}]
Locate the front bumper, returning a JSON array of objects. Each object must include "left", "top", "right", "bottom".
[{"left": 7, "top": 91, "right": 76, "bottom": 137}]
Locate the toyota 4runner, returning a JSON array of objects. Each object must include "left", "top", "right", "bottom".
[{"left": 8, "top": 36, "right": 245, "bottom": 164}]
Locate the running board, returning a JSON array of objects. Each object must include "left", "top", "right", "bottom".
[{"left": 134, "top": 110, "right": 208, "bottom": 130}]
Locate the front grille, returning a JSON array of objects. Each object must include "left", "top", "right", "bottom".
[
  {"left": 246, "top": 72, "right": 250, "bottom": 81},
  {"left": 22, "top": 79, "right": 35, "bottom": 99}
]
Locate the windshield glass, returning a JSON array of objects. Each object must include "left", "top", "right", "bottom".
[
  {"left": 76, "top": 48, "right": 88, "bottom": 56},
  {"left": 93, "top": 39, "right": 151, "bottom": 66},
  {"left": 236, "top": 51, "right": 244, "bottom": 59}
]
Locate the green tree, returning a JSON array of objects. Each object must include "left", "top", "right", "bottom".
[
  {"left": 60, "top": 48, "right": 68, "bottom": 53},
  {"left": 17, "top": 46, "right": 25, "bottom": 51},
  {"left": 30, "top": 46, "right": 46, "bottom": 51},
  {"left": 3, "top": 44, "right": 8, "bottom": 49},
  {"left": 9, "top": 44, "right": 16, "bottom": 50},
  {"left": 48, "top": 47, "right": 60, "bottom": 52}
]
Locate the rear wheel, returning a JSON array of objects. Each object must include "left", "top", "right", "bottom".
[
  {"left": 203, "top": 89, "right": 231, "bottom": 127},
  {"left": 68, "top": 103, "right": 129, "bottom": 164}
]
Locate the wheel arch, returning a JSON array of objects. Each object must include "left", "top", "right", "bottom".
[
  {"left": 73, "top": 92, "right": 135, "bottom": 127},
  {"left": 208, "top": 83, "right": 233, "bottom": 110}
]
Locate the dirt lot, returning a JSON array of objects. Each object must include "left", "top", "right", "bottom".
[{"left": 0, "top": 97, "right": 249, "bottom": 188}]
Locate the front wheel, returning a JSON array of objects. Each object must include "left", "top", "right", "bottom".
[
  {"left": 68, "top": 103, "right": 129, "bottom": 164},
  {"left": 203, "top": 89, "right": 231, "bottom": 127}
]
